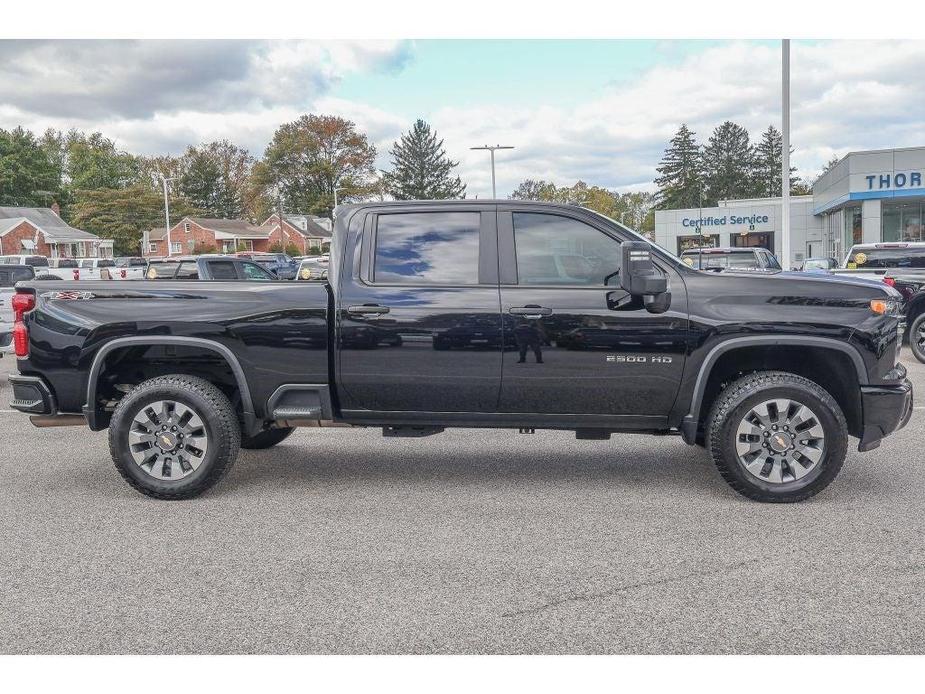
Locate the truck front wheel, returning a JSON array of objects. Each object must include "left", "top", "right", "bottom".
[
  {"left": 108, "top": 375, "right": 241, "bottom": 499},
  {"left": 706, "top": 371, "right": 847, "bottom": 502},
  {"left": 908, "top": 312, "right": 925, "bottom": 364}
]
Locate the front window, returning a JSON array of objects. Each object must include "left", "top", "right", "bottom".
[
  {"left": 513, "top": 212, "right": 622, "bottom": 286},
  {"left": 242, "top": 262, "right": 274, "bottom": 280},
  {"left": 373, "top": 212, "right": 481, "bottom": 285}
]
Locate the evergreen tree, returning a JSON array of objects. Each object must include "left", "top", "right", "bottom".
[
  {"left": 754, "top": 125, "right": 799, "bottom": 198},
  {"left": 702, "top": 121, "right": 758, "bottom": 204},
  {"left": 654, "top": 124, "right": 703, "bottom": 210},
  {"left": 0, "top": 127, "right": 60, "bottom": 206},
  {"left": 382, "top": 119, "right": 466, "bottom": 200}
]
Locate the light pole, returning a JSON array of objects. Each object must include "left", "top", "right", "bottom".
[
  {"left": 470, "top": 145, "right": 514, "bottom": 199},
  {"left": 159, "top": 174, "right": 176, "bottom": 257},
  {"left": 781, "top": 39, "right": 791, "bottom": 270}
]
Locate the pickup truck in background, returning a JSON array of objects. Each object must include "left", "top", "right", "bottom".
[
  {"left": 145, "top": 255, "right": 277, "bottom": 280},
  {"left": 7, "top": 201, "right": 913, "bottom": 503},
  {"left": 834, "top": 243, "right": 925, "bottom": 363},
  {"left": 114, "top": 257, "right": 148, "bottom": 280},
  {"left": 679, "top": 247, "right": 782, "bottom": 272},
  {"left": 1, "top": 263, "right": 35, "bottom": 355}
]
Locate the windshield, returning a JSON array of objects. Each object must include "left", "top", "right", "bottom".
[
  {"left": 845, "top": 246, "right": 925, "bottom": 269},
  {"left": 682, "top": 252, "right": 758, "bottom": 269},
  {"left": 804, "top": 258, "right": 833, "bottom": 270}
]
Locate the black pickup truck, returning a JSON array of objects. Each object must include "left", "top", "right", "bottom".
[{"left": 7, "top": 201, "right": 913, "bottom": 502}]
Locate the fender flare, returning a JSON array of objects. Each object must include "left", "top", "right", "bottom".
[
  {"left": 679, "top": 335, "right": 868, "bottom": 444},
  {"left": 83, "top": 336, "right": 256, "bottom": 431}
]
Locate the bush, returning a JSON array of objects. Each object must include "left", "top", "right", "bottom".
[
  {"left": 285, "top": 243, "right": 301, "bottom": 257},
  {"left": 269, "top": 242, "right": 284, "bottom": 253}
]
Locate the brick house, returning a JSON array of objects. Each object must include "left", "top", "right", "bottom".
[
  {"left": 0, "top": 204, "right": 113, "bottom": 258},
  {"left": 144, "top": 217, "right": 272, "bottom": 257},
  {"left": 259, "top": 214, "right": 332, "bottom": 255},
  {"left": 144, "top": 214, "right": 333, "bottom": 257}
]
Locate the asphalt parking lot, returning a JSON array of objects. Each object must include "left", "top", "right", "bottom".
[{"left": 1, "top": 354, "right": 923, "bottom": 655}]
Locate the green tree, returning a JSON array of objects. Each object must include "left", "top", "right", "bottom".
[
  {"left": 509, "top": 179, "right": 558, "bottom": 201},
  {"left": 257, "top": 114, "right": 377, "bottom": 219},
  {"left": 0, "top": 126, "right": 60, "bottom": 206},
  {"left": 382, "top": 119, "right": 466, "bottom": 200},
  {"left": 66, "top": 131, "right": 138, "bottom": 190},
  {"left": 654, "top": 124, "right": 703, "bottom": 210},
  {"left": 754, "top": 125, "right": 800, "bottom": 198},
  {"left": 69, "top": 185, "right": 198, "bottom": 255},
  {"left": 179, "top": 140, "right": 254, "bottom": 219},
  {"left": 702, "top": 121, "right": 758, "bottom": 204}
]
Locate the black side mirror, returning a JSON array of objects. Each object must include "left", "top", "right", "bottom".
[{"left": 620, "top": 241, "right": 668, "bottom": 297}]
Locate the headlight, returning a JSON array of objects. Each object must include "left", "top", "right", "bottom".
[{"left": 869, "top": 299, "right": 902, "bottom": 317}]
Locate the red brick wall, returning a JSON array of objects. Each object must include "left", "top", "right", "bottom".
[
  {"left": 145, "top": 219, "right": 273, "bottom": 257},
  {"left": 0, "top": 221, "right": 49, "bottom": 256},
  {"left": 265, "top": 222, "right": 308, "bottom": 255}
]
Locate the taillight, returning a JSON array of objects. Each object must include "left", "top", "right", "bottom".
[
  {"left": 73, "top": 268, "right": 79, "bottom": 280},
  {"left": 120, "top": 269, "right": 127, "bottom": 279},
  {"left": 11, "top": 291, "right": 35, "bottom": 358},
  {"left": 883, "top": 277, "right": 896, "bottom": 287}
]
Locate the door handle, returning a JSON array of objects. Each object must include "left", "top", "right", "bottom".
[
  {"left": 347, "top": 304, "right": 390, "bottom": 315},
  {"left": 509, "top": 306, "right": 552, "bottom": 319}
]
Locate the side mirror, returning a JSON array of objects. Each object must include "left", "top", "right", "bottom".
[{"left": 620, "top": 241, "right": 668, "bottom": 297}]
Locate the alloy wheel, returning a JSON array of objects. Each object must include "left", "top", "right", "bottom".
[
  {"left": 128, "top": 400, "right": 209, "bottom": 480},
  {"left": 734, "top": 398, "right": 825, "bottom": 484}
]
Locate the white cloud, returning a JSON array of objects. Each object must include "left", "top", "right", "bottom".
[{"left": 2, "top": 39, "right": 924, "bottom": 199}]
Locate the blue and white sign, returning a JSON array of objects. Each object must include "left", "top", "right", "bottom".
[
  {"left": 681, "top": 214, "right": 769, "bottom": 228},
  {"left": 865, "top": 171, "right": 923, "bottom": 191}
]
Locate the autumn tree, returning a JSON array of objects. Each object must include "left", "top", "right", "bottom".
[
  {"left": 178, "top": 141, "right": 254, "bottom": 219},
  {"left": 257, "top": 114, "right": 377, "bottom": 219}
]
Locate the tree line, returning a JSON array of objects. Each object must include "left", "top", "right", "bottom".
[
  {"left": 0, "top": 116, "right": 468, "bottom": 255},
  {"left": 653, "top": 122, "right": 823, "bottom": 210}
]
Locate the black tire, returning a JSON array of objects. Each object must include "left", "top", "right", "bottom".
[
  {"left": 706, "top": 371, "right": 847, "bottom": 503},
  {"left": 241, "top": 427, "right": 294, "bottom": 450},
  {"left": 108, "top": 375, "right": 241, "bottom": 500},
  {"left": 908, "top": 312, "right": 925, "bottom": 364}
]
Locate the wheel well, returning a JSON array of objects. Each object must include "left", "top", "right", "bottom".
[
  {"left": 92, "top": 344, "right": 244, "bottom": 427},
  {"left": 906, "top": 295, "right": 925, "bottom": 324},
  {"left": 697, "top": 345, "right": 862, "bottom": 438}
]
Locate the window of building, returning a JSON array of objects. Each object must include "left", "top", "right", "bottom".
[
  {"left": 844, "top": 206, "right": 862, "bottom": 249},
  {"left": 677, "top": 234, "right": 720, "bottom": 255},
  {"left": 373, "top": 212, "right": 481, "bottom": 285},
  {"left": 148, "top": 243, "right": 157, "bottom": 253},
  {"left": 236, "top": 240, "right": 254, "bottom": 252},
  {"left": 882, "top": 202, "right": 924, "bottom": 243},
  {"left": 183, "top": 222, "right": 191, "bottom": 233},
  {"left": 171, "top": 242, "right": 182, "bottom": 254},
  {"left": 513, "top": 212, "right": 622, "bottom": 286}
]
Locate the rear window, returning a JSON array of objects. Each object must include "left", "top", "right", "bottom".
[
  {"left": 682, "top": 251, "right": 759, "bottom": 269},
  {"left": 53, "top": 259, "right": 78, "bottom": 268},
  {"left": 0, "top": 266, "right": 35, "bottom": 286},
  {"left": 373, "top": 212, "right": 481, "bottom": 285},
  {"left": 97, "top": 259, "right": 116, "bottom": 268},
  {"left": 175, "top": 262, "right": 199, "bottom": 279},
  {"left": 147, "top": 262, "right": 179, "bottom": 279},
  {"left": 25, "top": 256, "right": 48, "bottom": 267},
  {"left": 208, "top": 260, "right": 238, "bottom": 280},
  {"left": 845, "top": 246, "right": 925, "bottom": 269}
]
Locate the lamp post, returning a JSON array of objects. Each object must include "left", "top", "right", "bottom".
[
  {"left": 470, "top": 145, "right": 514, "bottom": 199},
  {"left": 160, "top": 174, "right": 176, "bottom": 257},
  {"left": 333, "top": 187, "right": 349, "bottom": 219},
  {"left": 781, "top": 39, "right": 791, "bottom": 270}
]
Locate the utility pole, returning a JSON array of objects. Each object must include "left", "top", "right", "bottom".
[
  {"left": 159, "top": 174, "right": 175, "bottom": 257},
  {"left": 781, "top": 39, "right": 791, "bottom": 270},
  {"left": 470, "top": 145, "right": 514, "bottom": 199},
  {"left": 333, "top": 187, "right": 348, "bottom": 219}
]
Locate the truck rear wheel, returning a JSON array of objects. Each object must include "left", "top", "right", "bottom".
[
  {"left": 108, "top": 375, "right": 241, "bottom": 500},
  {"left": 706, "top": 371, "right": 847, "bottom": 502},
  {"left": 908, "top": 312, "right": 925, "bottom": 364},
  {"left": 241, "top": 427, "right": 294, "bottom": 449}
]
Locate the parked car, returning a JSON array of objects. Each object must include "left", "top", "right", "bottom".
[
  {"left": 679, "top": 247, "right": 782, "bottom": 272},
  {"left": 798, "top": 257, "right": 838, "bottom": 272},
  {"left": 7, "top": 200, "right": 911, "bottom": 503},
  {"left": 0, "top": 255, "right": 50, "bottom": 276},
  {"left": 113, "top": 256, "right": 148, "bottom": 280},
  {"left": 296, "top": 258, "right": 328, "bottom": 281},
  {"left": 145, "top": 255, "right": 278, "bottom": 281},
  {"left": 44, "top": 257, "right": 80, "bottom": 280},
  {"left": 71, "top": 258, "right": 117, "bottom": 280},
  {"left": 0, "top": 264, "right": 35, "bottom": 355},
  {"left": 238, "top": 252, "right": 298, "bottom": 280}
]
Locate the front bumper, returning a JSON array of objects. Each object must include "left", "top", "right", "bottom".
[{"left": 858, "top": 378, "right": 914, "bottom": 452}]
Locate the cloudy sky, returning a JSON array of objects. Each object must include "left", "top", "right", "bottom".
[{"left": 2, "top": 39, "right": 924, "bottom": 197}]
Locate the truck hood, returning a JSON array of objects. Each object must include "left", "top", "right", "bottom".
[{"left": 695, "top": 269, "right": 900, "bottom": 299}]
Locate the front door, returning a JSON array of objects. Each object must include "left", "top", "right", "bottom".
[
  {"left": 336, "top": 206, "right": 502, "bottom": 414},
  {"left": 497, "top": 208, "right": 688, "bottom": 420}
]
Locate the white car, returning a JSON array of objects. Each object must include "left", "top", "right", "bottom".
[{"left": 73, "top": 258, "right": 118, "bottom": 280}]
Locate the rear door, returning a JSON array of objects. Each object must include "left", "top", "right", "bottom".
[
  {"left": 336, "top": 205, "right": 502, "bottom": 414},
  {"left": 496, "top": 206, "right": 688, "bottom": 420}
]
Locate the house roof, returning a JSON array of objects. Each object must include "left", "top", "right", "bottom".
[
  {"left": 173, "top": 217, "right": 271, "bottom": 239},
  {"left": 261, "top": 213, "right": 332, "bottom": 238},
  {"left": 0, "top": 206, "right": 99, "bottom": 241}
]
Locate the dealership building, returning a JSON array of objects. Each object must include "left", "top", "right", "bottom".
[{"left": 654, "top": 146, "right": 925, "bottom": 266}]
